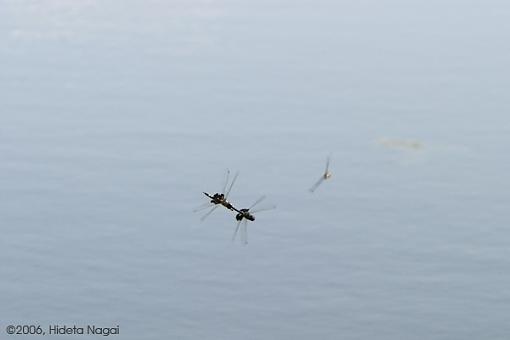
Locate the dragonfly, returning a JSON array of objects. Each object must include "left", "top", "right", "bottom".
[
  {"left": 194, "top": 169, "right": 239, "bottom": 221},
  {"left": 309, "top": 155, "right": 332, "bottom": 193},
  {"left": 231, "top": 195, "right": 275, "bottom": 245}
]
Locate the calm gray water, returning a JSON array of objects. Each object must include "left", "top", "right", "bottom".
[{"left": 1, "top": 1, "right": 510, "bottom": 339}]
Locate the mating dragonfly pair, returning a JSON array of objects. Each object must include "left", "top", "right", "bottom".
[
  {"left": 193, "top": 170, "right": 276, "bottom": 245},
  {"left": 194, "top": 156, "right": 332, "bottom": 244}
]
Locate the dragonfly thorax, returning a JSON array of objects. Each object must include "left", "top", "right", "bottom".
[
  {"left": 209, "top": 193, "right": 225, "bottom": 204},
  {"left": 236, "top": 209, "right": 255, "bottom": 222}
]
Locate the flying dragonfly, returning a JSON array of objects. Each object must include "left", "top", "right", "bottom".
[
  {"left": 193, "top": 169, "right": 239, "bottom": 221},
  {"left": 231, "top": 195, "right": 275, "bottom": 245},
  {"left": 309, "top": 155, "right": 332, "bottom": 193}
]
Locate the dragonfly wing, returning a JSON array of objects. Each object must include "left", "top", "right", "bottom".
[
  {"left": 201, "top": 205, "right": 219, "bottom": 221},
  {"left": 242, "top": 220, "right": 248, "bottom": 245},
  {"left": 309, "top": 176, "right": 325, "bottom": 193},
  {"left": 249, "top": 195, "right": 266, "bottom": 210},
  {"left": 232, "top": 220, "right": 242, "bottom": 242},
  {"left": 193, "top": 202, "right": 213, "bottom": 213},
  {"left": 325, "top": 155, "right": 331, "bottom": 174},
  {"left": 225, "top": 171, "right": 239, "bottom": 199},
  {"left": 251, "top": 205, "right": 276, "bottom": 214},
  {"left": 221, "top": 169, "right": 231, "bottom": 195}
]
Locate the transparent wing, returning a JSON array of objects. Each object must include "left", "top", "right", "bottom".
[
  {"left": 241, "top": 220, "right": 248, "bottom": 245},
  {"left": 249, "top": 195, "right": 266, "bottom": 210},
  {"left": 309, "top": 176, "right": 325, "bottom": 193},
  {"left": 232, "top": 220, "right": 242, "bottom": 242},
  {"left": 193, "top": 202, "right": 213, "bottom": 213},
  {"left": 224, "top": 171, "right": 239, "bottom": 199},
  {"left": 200, "top": 205, "right": 219, "bottom": 221},
  {"left": 221, "top": 169, "right": 231, "bottom": 194},
  {"left": 325, "top": 155, "right": 331, "bottom": 174},
  {"left": 251, "top": 205, "right": 276, "bottom": 214}
]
